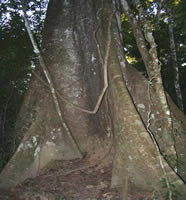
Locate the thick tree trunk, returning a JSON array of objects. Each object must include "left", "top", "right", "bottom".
[
  {"left": 0, "top": 0, "right": 186, "bottom": 199},
  {"left": 107, "top": 9, "right": 186, "bottom": 198},
  {"left": 0, "top": 0, "right": 111, "bottom": 188}
]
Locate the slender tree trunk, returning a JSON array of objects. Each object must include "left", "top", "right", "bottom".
[
  {"left": 167, "top": 5, "right": 184, "bottom": 111},
  {"left": 121, "top": 0, "right": 176, "bottom": 164}
]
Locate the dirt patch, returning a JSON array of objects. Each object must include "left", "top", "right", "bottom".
[{"left": 0, "top": 158, "right": 120, "bottom": 200}]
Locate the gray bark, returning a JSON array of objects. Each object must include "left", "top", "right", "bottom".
[
  {"left": 121, "top": 0, "right": 177, "bottom": 164},
  {"left": 167, "top": 6, "right": 184, "bottom": 111},
  {"left": 0, "top": 0, "right": 110, "bottom": 188},
  {"left": 0, "top": 1, "right": 186, "bottom": 199}
]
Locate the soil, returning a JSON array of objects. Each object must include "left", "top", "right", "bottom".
[{"left": 0, "top": 158, "right": 120, "bottom": 200}]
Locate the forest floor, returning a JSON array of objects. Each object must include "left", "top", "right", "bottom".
[{"left": 0, "top": 158, "right": 120, "bottom": 200}]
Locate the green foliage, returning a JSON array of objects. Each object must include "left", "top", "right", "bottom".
[
  {"left": 173, "top": 0, "right": 181, "bottom": 5},
  {"left": 147, "top": 177, "right": 182, "bottom": 200},
  {"left": 120, "top": 0, "right": 186, "bottom": 112},
  {"left": 0, "top": 0, "right": 48, "bottom": 170},
  {"left": 161, "top": 178, "right": 181, "bottom": 200},
  {"left": 121, "top": 12, "right": 146, "bottom": 73},
  {"left": 153, "top": 0, "right": 186, "bottom": 112},
  {"left": 55, "top": 196, "right": 66, "bottom": 200},
  {"left": 151, "top": 190, "right": 159, "bottom": 200},
  {"left": 0, "top": 14, "right": 33, "bottom": 169}
]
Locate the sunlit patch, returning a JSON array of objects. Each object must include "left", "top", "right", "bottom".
[
  {"left": 174, "top": 0, "right": 181, "bottom": 5},
  {"left": 128, "top": 155, "right": 133, "bottom": 160},
  {"left": 166, "top": 110, "right": 170, "bottom": 115},
  {"left": 125, "top": 55, "right": 137, "bottom": 64},
  {"left": 137, "top": 104, "right": 145, "bottom": 109},
  {"left": 34, "top": 146, "right": 40, "bottom": 158}
]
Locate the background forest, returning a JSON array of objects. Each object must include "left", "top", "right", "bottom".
[
  {"left": 0, "top": 0, "right": 186, "bottom": 197},
  {"left": 0, "top": 0, "right": 48, "bottom": 169}
]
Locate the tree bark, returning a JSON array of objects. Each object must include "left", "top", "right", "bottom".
[
  {"left": 107, "top": 7, "right": 186, "bottom": 198},
  {"left": 167, "top": 5, "right": 184, "bottom": 111},
  {"left": 121, "top": 0, "right": 177, "bottom": 164},
  {"left": 0, "top": 0, "right": 111, "bottom": 188},
  {"left": 0, "top": 0, "right": 186, "bottom": 199}
]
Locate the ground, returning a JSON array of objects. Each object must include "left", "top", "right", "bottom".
[{"left": 0, "top": 158, "right": 120, "bottom": 200}]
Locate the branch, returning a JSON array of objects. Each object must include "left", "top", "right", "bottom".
[
  {"left": 120, "top": 0, "right": 153, "bottom": 78},
  {"left": 132, "top": 0, "right": 177, "bottom": 165},
  {"left": 121, "top": 0, "right": 177, "bottom": 165}
]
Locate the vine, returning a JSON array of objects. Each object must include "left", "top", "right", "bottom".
[{"left": 21, "top": 1, "right": 84, "bottom": 158}]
